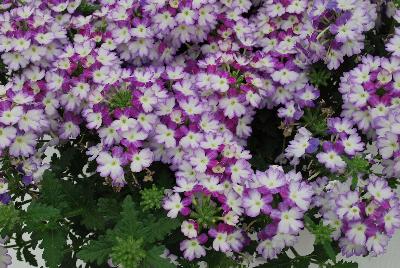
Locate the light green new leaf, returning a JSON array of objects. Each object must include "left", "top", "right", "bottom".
[{"left": 0, "top": 204, "right": 19, "bottom": 234}]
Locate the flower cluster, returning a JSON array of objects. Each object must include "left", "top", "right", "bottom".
[
  {"left": 172, "top": 165, "right": 313, "bottom": 261},
  {"left": 81, "top": 0, "right": 226, "bottom": 65},
  {"left": 0, "top": 0, "right": 318, "bottom": 187},
  {"left": 286, "top": 115, "right": 400, "bottom": 256},
  {"left": 312, "top": 176, "right": 400, "bottom": 257},
  {"left": 386, "top": 9, "right": 400, "bottom": 57},
  {"left": 285, "top": 116, "right": 366, "bottom": 172},
  {"left": 1, "top": 0, "right": 400, "bottom": 266},
  {"left": 250, "top": 0, "right": 321, "bottom": 121},
  {"left": 0, "top": 0, "right": 320, "bottom": 263},
  {"left": 0, "top": 1, "right": 69, "bottom": 71},
  {"left": 285, "top": 127, "right": 319, "bottom": 165},
  {"left": 339, "top": 55, "right": 400, "bottom": 177},
  {"left": 300, "top": 0, "right": 377, "bottom": 69}
]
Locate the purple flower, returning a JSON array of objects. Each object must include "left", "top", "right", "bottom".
[
  {"left": 275, "top": 207, "right": 304, "bottom": 233},
  {"left": 367, "top": 179, "right": 394, "bottom": 202},
  {"left": 96, "top": 151, "right": 125, "bottom": 185},
  {"left": 163, "top": 193, "right": 191, "bottom": 218},
  {"left": 316, "top": 142, "right": 346, "bottom": 172},
  {"left": 306, "top": 138, "right": 320, "bottom": 154},
  {"left": 339, "top": 133, "right": 364, "bottom": 156},
  {"left": 180, "top": 234, "right": 207, "bottom": 261},
  {"left": 242, "top": 189, "right": 272, "bottom": 217}
]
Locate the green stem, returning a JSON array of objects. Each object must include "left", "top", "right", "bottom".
[
  {"left": 245, "top": 219, "right": 257, "bottom": 231},
  {"left": 64, "top": 208, "right": 84, "bottom": 218},
  {"left": 317, "top": 26, "right": 331, "bottom": 40},
  {"left": 4, "top": 240, "right": 32, "bottom": 249},
  {"left": 290, "top": 247, "right": 300, "bottom": 258}
]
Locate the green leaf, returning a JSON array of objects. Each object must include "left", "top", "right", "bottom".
[
  {"left": 80, "top": 198, "right": 107, "bottom": 231},
  {"left": 51, "top": 147, "right": 77, "bottom": 174},
  {"left": 25, "top": 203, "right": 61, "bottom": 227},
  {"left": 81, "top": 208, "right": 106, "bottom": 231},
  {"left": 333, "top": 260, "right": 358, "bottom": 268},
  {"left": 304, "top": 215, "right": 337, "bottom": 264},
  {"left": 16, "top": 248, "right": 23, "bottom": 262},
  {"left": 77, "top": 235, "right": 113, "bottom": 266},
  {"left": 109, "top": 89, "right": 132, "bottom": 111},
  {"left": 343, "top": 155, "right": 370, "bottom": 177},
  {"left": 142, "top": 245, "right": 176, "bottom": 268},
  {"left": 142, "top": 217, "right": 180, "bottom": 244},
  {"left": 77, "top": 0, "right": 100, "bottom": 16},
  {"left": 112, "top": 196, "right": 142, "bottom": 238},
  {"left": 40, "top": 171, "right": 68, "bottom": 210},
  {"left": 140, "top": 185, "right": 165, "bottom": 211},
  {"left": 304, "top": 215, "right": 334, "bottom": 245},
  {"left": 40, "top": 229, "right": 67, "bottom": 268},
  {"left": 302, "top": 108, "right": 328, "bottom": 136},
  {"left": 22, "top": 247, "right": 38, "bottom": 267},
  {"left": 312, "top": 244, "right": 332, "bottom": 264},
  {"left": 388, "top": 178, "right": 400, "bottom": 189},
  {"left": 97, "top": 198, "right": 121, "bottom": 223},
  {"left": 60, "top": 252, "right": 80, "bottom": 268},
  {"left": 308, "top": 68, "right": 331, "bottom": 87},
  {"left": 322, "top": 241, "right": 336, "bottom": 263},
  {"left": 111, "top": 237, "right": 146, "bottom": 268},
  {"left": 203, "top": 251, "right": 237, "bottom": 268},
  {"left": 0, "top": 204, "right": 20, "bottom": 235}
]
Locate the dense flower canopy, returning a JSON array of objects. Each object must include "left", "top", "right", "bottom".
[{"left": 1, "top": 0, "right": 400, "bottom": 267}]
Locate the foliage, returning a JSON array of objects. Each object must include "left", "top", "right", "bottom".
[
  {"left": 0, "top": 140, "right": 179, "bottom": 268},
  {"left": 78, "top": 195, "right": 179, "bottom": 268},
  {"left": 140, "top": 185, "right": 165, "bottom": 211},
  {"left": 308, "top": 68, "right": 331, "bottom": 88},
  {"left": 302, "top": 108, "right": 329, "bottom": 137}
]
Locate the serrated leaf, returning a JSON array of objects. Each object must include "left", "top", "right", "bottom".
[
  {"left": 22, "top": 247, "right": 38, "bottom": 267},
  {"left": 25, "top": 202, "right": 61, "bottom": 224},
  {"left": 304, "top": 215, "right": 334, "bottom": 245},
  {"left": 302, "top": 108, "right": 328, "bottom": 136},
  {"left": 61, "top": 252, "right": 79, "bottom": 268},
  {"left": 77, "top": 235, "right": 113, "bottom": 265},
  {"left": 295, "top": 257, "right": 312, "bottom": 268},
  {"left": 16, "top": 248, "right": 23, "bottom": 262},
  {"left": 343, "top": 156, "right": 370, "bottom": 177},
  {"left": 52, "top": 147, "right": 77, "bottom": 174},
  {"left": 334, "top": 260, "right": 358, "bottom": 268},
  {"left": 77, "top": 0, "right": 100, "bottom": 16},
  {"left": 143, "top": 245, "right": 176, "bottom": 268},
  {"left": 304, "top": 215, "right": 337, "bottom": 264},
  {"left": 80, "top": 199, "right": 106, "bottom": 231},
  {"left": 203, "top": 251, "right": 237, "bottom": 268},
  {"left": 97, "top": 198, "right": 121, "bottom": 223},
  {"left": 141, "top": 217, "right": 180, "bottom": 244},
  {"left": 40, "top": 171, "right": 68, "bottom": 210},
  {"left": 40, "top": 229, "right": 66, "bottom": 268},
  {"left": 81, "top": 208, "right": 106, "bottom": 231},
  {"left": 0, "top": 204, "right": 19, "bottom": 235},
  {"left": 112, "top": 196, "right": 142, "bottom": 238}
]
